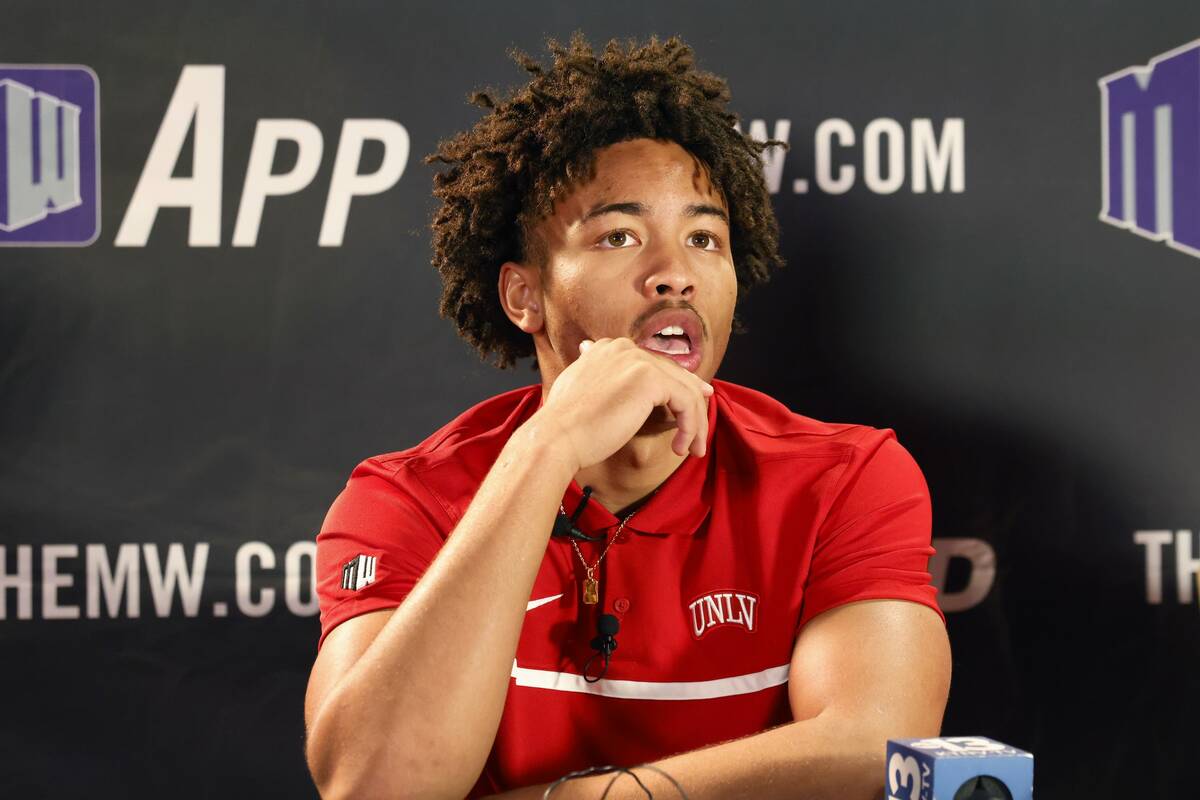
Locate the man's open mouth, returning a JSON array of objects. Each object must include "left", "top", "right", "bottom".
[
  {"left": 632, "top": 308, "right": 704, "bottom": 372},
  {"left": 643, "top": 324, "right": 692, "bottom": 355}
]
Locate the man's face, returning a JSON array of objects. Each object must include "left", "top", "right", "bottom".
[{"left": 513, "top": 137, "right": 737, "bottom": 385}]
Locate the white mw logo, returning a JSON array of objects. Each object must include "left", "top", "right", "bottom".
[
  {"left": 0, "top": 78, "right": 82, "bottom": 231},
  {"left": 340, "top": 554, "right": 376, "bottom": 591}
]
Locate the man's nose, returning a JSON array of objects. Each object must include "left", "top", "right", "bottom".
[{"left": 642, "top": 245, "right": 696, "bottom": 298}]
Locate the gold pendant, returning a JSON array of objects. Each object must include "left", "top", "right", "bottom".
[{"left": 583, "top": 577, "right": 599, "bottom": 605}]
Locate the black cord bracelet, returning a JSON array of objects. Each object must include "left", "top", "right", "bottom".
[{"left": 541, "top": 763, "right": 690, "bottom": 799}]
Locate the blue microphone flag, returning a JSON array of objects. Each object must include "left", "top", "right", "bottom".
[{"left": 885, "top": 736, "right": 1033, "bottom": 800}]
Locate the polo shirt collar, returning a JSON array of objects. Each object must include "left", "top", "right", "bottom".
[{"left": 535, "top": 385, "right": 718, "bottom": 537}]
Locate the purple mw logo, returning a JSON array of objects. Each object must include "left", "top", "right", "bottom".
[
  {"left": 0, "top": 65, "right": 100, "bottom": 246},
  {"left": 1099, "top": 41, "right": 1200, "bottom": 258}
]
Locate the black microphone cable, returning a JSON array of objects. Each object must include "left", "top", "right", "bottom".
[{"left": 583, "top": 612, "right": 620, "bottom": 683}]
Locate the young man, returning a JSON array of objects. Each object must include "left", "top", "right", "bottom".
[{"left": 304, "top": 33, "right": 950, "bottom": 800}]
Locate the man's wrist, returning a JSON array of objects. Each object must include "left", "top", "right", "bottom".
[
  {"left": 509, "top": 409, "right": 582, "bottom": 480},
  {"left": 508, "top": 767, "right": 673, "bottom": 800}
]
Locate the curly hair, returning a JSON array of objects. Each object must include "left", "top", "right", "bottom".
[{"left": 424, "top": 31, "right": 788, "bottom": 369}]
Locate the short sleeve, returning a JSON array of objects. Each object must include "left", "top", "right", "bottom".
[
  {"left": 798, "top": 430, "right": 945, "bottom": 630},
  {"left": 314, "top": 457, "right": 450, "bottom": 651}
]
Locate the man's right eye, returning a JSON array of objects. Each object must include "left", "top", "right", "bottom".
[{"left": 599, "top": 230, "right": 638, "bottom": 248}]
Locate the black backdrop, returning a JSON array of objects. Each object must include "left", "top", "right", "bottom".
[{"left": 2, "top": 2, "right": 1199, "bottom": 797}]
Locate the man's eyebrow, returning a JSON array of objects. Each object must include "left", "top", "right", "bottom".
[
  {"left": 685, "top": 203, "right": 730, "bottom": 224},
  {"left": 581, "top": 201, "right": 729, "bottom": 225},
  {"left": 581, "top": 201, "right": 646, "bottom": 223}
]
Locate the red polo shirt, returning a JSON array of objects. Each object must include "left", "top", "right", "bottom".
[{"left": 314, "top": 380, "right": 944, "bottom": 795}]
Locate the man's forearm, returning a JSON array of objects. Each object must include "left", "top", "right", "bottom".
[
  {"left": 308, "top": 412, "right": 578, "bottom": 800},
  {"left": 491, "top": 713, "right": 896, "bottom": 800}
]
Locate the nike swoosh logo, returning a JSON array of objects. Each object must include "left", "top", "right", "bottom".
[{"left": 526, "top": 593, "right": 563, "bottom": 612}]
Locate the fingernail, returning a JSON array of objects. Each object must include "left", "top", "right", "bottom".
[{"left": 579, "top": 340, "right": 593, "bottom": 353}]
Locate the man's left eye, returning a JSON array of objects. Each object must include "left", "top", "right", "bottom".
[{"left": 690, "top": 232, "right": 720, "bottom": 250}]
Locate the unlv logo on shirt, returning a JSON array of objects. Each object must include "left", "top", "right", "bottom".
[{"left": 687, "top": 590, "right": 759, "bottom": 639}]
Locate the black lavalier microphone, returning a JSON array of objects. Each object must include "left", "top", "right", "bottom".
[
  {"left": 551, "top": 485, "right": 605, "bottom": 542},
  {"left": 583, "top": 613, "right": 620, "bottom": 683}
]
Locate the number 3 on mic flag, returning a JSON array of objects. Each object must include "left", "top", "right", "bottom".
[{"left": 887, "top": 751, "right": 927, "bottom": 800}]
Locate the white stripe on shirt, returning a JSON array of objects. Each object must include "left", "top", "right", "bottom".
[{"left": 509, "top": 660, "right": 790, "bottom": 701}]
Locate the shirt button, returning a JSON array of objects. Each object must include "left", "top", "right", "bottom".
[{"left": 614, "top": 597, "right": 631, "bottom": 613}]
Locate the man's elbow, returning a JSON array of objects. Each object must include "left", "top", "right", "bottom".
[
  {"left": 305, "top": 714, "right": 472, "bottom": 800},
  {"left": 308, "top": 755, "right": 463, "bottom": 800},
  {"left": 863, "top": 697, "right": 949, "bottom": 750}
]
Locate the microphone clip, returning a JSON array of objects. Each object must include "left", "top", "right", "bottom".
[{"left": 551, "top": 485, "right": 605, "bottom": 542}]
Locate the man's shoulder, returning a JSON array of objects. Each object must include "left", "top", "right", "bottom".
[
  {"left": 713, "top": 379, "right": 896, "bottom": 465},
  {"left": 350, "top": 384, "right": 541, "bottom": 490}
]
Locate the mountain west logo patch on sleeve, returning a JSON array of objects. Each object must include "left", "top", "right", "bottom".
[
  {"left": 687, "top": 590, "right": 759, "bottom": 639},
  {"left": 341, "top": 554, "right": 377, "bottom": 591}
]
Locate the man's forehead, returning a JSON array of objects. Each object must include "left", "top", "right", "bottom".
[
  {"left": 591, "top": 140, "right": 723, "bottom": 196},
  {"left": 552, "top": 143, "right": 727, "bottom": 225}
]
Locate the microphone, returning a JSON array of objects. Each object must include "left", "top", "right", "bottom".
[
  {"left": 583, "top": 613, "right": 620, "bottom": 683},
  {"left": 885, "top": 737, "right": 1033, "bottom": 800},
  {"left": 552, "top": 486, "right": 605, "bottom": 542}
]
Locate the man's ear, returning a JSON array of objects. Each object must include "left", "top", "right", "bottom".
[{"left": 498, "top": 261, "right": 544, "bottom": 334}]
